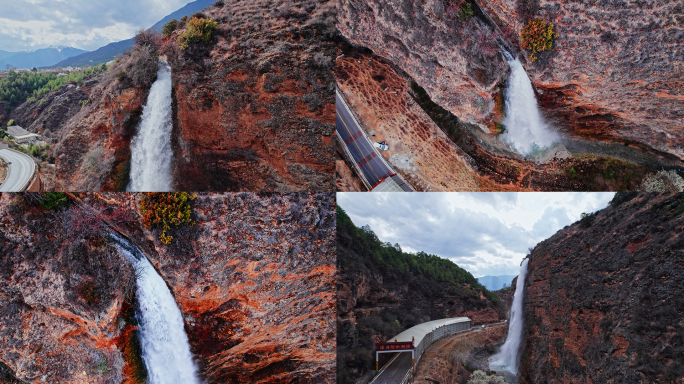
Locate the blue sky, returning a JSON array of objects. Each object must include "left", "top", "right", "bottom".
[
  {"left": 0, "top": 0, "right": 194, "bottom": 51},
  {"left": 338, "top": 192, "right": 615, "bottom": 278}
]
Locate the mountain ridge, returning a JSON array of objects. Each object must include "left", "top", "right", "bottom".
[
  {"left": 53, "top": 0, "right": 215, "bottom": 68},
  {"left": 0, "top": 47, "right": 88, "bottom": 69},
  {"left": 477, "top": 274, "right": 517, "bottom": 291}
]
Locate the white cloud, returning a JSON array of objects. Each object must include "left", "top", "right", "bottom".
[
  {"left": 337, "top": 192, "right": 614, "bottom": 278},
  {"left": 0, "top": 0, "right": 193, "bottom": 51}
]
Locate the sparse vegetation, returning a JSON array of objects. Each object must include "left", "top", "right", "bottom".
[
  {"left": 609, "top": 192, "right": 638, "bottom": 207},
  {"left": 133, "top": 29, "right": 160, "bottom": 50},
  {"left": 177, "top": 17, "right": 219, "bottom": 50},
  {"left": 77, "top": 280, "right": 101, "bottom": 306},
  {"left": 445, "top": 0, "right": 474, "bottom": 20},
  {"left": 467, "top": 370, "right": 507, "bottom": 384},
  {"left": 140, "top": 192, "right": 196, "bottom": 244},
  {"left": 520, "top": 18, "right": 559, "bottom": 61}
]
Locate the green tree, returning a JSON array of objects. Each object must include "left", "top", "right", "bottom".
[{"left": 162, "top": 19, "right": 178, "bottom": 37}]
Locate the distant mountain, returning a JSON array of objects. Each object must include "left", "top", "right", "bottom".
[
  {"left": 0, "top": 47, "right": 88, "bottom": 69},
  {"left": 54, "top": 0, "right": 216, "bottom": 68},
  {"left": 477, "top": 275, "right": 517, "bottom": 291},
  {"left": 0, "top": 50, "right": 16, "bottom": 61}
]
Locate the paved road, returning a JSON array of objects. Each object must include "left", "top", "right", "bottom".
[
  {"left": 371, "top": 352, "right": 413, "bottom": 384},
  {"left": 0, "top": 149, "right": 35, "bottom": 192},
  {"left": 336, "top": 91, "right": 395, "bottom": 188}
]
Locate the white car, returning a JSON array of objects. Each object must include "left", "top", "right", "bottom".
[{"left": 373, "top": 141, "right": 389, "bottom": 151}]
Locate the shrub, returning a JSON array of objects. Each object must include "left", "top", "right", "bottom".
[
  {"left": 467, "top": 370, "right": 506, "bottom": 384},
  {"left": 177, "top": 17, "right": 219, "bottom": 50},
  {"left": 162, "top": 19, "right": 178, "bottom": 37},
  {"left": 458, "top": 2, "right": 474, "bottom": 19},
  {"left": 133, "top": 29, "right": 160, "bottom": 49},
  {"left": 214, "top": 0, "right": 224, "bottom": 7},
  {"left": 140, "top": 192, "right": 196, "bottom": 244},
  {"left": 579, "top": 211, "right": 597, "bottom": 229},
  {"left": 115, "top": 70, "right": 128, "bottom": 83},
  {"left": 520, "top": 18, "right": 559, "bottom": 61},
  {"left": 640, "top": 170, "right": 684, "bottom": 192},
  {"left": 59, "top": 204, "right": 106, "bottom": 241},
  {"left": 39, "top": 192, "right": 69, "bottom": 210},
  {"left": 7, "top": 119, "right": 14, "bottom": 127}
]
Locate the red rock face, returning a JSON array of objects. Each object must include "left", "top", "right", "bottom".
[
  {"left": 521, "top": 193, "right": 684, "bottom": 383},
  {"left": 166, "top": 0, "right": 337, "bottom": 191},
  {"left": 137, "top": 193, "right": 336, "bottom": 383},
  {"left": 481, "top": 0, "right": 684, "bottom": 160}
]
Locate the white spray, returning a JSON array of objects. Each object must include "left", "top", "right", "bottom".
[
  {"left": 127, "top": 61, "right": 174, "bottom": 191},
  {"left": 489, "top": 258, "right": 529, "bottom": 375},
  {"left": 111, "top": 234, "right": 201, "bottom": 384},
  {"left": 500, "top": 51, "right": 558, "bottom": 155}
]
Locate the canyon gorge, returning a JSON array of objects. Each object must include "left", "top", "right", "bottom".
[{"left": 336, "top": 0, "right": 684, "bottom": 191}]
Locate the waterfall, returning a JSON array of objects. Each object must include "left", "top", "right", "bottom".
[
  {"left": 500, "top": 51, "right": 558, "bottom": 155},
  {"left": 110, "top": 233, "right": 200, "bottom": 384},
  {"left": 127, "top": 61, "right": 174, "bottom": 191},
  {"left": 489, "top": 258, "right": 529, "bottom": 375}
]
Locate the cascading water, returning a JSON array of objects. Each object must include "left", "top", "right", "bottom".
[
  {"left": 500, "top": 50, "right": 558, "bottom": 155},
  {"left": 127, "top": 61, "right": 174, "bottom": 191},
  {"left": 489, "top": 258, "right": 529, "bottom": 375},
  {"left": 110, "top": 233, "right": 200, "bottom": 384}
]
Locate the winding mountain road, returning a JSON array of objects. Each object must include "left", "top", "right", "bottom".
[{"left": 0, "top": 149, "right": 35, "bottom": 192}]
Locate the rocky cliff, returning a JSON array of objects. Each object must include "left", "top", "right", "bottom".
[
  {"left": 481, "top": 0, "right": 684, "bottom": 160},
  {"left": 165, "top": 0, "right": 337, "bottom": 191},
  {"left": 338, "top": 0, "right": 510, "bottom": 127},
  {"left": 521, "top": 193, "right": 684, "bottom": 383},
  {"left": 0, "top": 192, "right": 336, "bottom": 383},
  {"left": 337, "top": 206, "right": 504, "bottom": 384}
]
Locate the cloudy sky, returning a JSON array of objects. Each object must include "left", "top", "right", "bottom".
[
  {"left": 0, "top": 0, "right": 194, "bottom": 52},
  {"left": 338, "top": 193, "right": 614, "bottom": 278}
]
